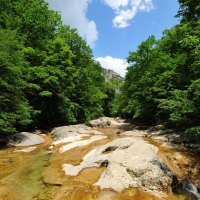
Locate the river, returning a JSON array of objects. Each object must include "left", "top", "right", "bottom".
[{"left": 0, "top": 125, "right": 200, "bottom": 200}]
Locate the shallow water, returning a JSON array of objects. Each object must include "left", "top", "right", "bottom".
[
  {"left": 0, "top": 129, "right": 199, "bottom": 200},
  {"left": 148, "top": 139, "right": 200, "bottom": 187}
]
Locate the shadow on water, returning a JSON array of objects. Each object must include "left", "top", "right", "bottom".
[{"left": 0, "top": 136, "right": 9, "bottom": 150}]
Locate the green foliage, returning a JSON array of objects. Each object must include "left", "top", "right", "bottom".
[
  {"left": 4, "top": 0, "right": 200, "bottom": 138},
  {"left": 114, "top": 2, "right": 200, "bottom": 133},
  {"left": 0, "top": 0, "right": 108, "bottom": 134},
  {"left": 176, "top": 0, "right": 200, "bottom": 22},
  {"left": 102, "top": 82, "right": 116, "bottom": 117},
  {"left": 186, "top": 126, "right": 200, "bottom": 136},
  {"left": 0, "top": 0, "right": 61, "bottom": 47},
  {"left": 158, "top": 90, "right": 194, "bottom": 126},
  {"left": 120, "top": 36, "right": 159, "bottom": 123},
  {"left": 101, "top": 70, "right": 124, "bottom": 117},
  {"left": 111, "top": 93, "right": 126, "bottom": 117},
  {"left": 0, "top": 29, "right": 33, "bottom": 134}
]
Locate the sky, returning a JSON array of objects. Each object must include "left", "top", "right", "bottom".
[{"left": 48, "top": 0, "right": 179, "bottom": 77}]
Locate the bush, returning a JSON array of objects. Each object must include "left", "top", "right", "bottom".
[{"left": 185, "top": 126, "right": 200, "bottom": 136}]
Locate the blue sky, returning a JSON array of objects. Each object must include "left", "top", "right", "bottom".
[{"left": 48, "top": 0, "right": 179, "bottom": 76}]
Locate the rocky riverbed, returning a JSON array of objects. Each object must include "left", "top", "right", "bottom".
[{"left": 0, "top": 117, "right": 200, "bottom": 200}]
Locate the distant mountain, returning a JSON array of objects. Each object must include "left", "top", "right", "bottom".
[
  {"left": 102, "top": 68, "right": 123, "bottom": 94},
  {"left": 102, "top": 68, "right": 123, "bottom": 82}
]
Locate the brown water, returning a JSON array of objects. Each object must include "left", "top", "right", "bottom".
[
  {"left": 0, "top": 129, "right": 199, "bottom": 200},
  {"left": 148, "top": 139, "right": 200, "bottom": 187}
]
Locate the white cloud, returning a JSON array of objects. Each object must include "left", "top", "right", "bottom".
[
  {"left": 48, "top": 0, "right": 98, "bottom": 47},
  {"left": 104, "top": 0, "right": 129, "bottom": 10},
  {"left": 96, "top": 56, "right": 128, "bottom": 77},
  {"left": 104, "top": 0, "right": 154, "bottom": 28}
]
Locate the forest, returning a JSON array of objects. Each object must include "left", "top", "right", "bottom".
[
  {"left": 112, "top": 0, "right": 200, "bottom": 136},
  {"left": 0, "top": 0, "right": 117, "bottom": 134},
  {"left": 0, "top": 0, "right": 200, "bottom": 137}
]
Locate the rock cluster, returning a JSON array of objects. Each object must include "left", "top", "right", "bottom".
[{"left": 88, "top": 117, "right": 129, "bottom": 128}]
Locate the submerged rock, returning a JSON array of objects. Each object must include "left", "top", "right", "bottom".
[{"left": 9, "top": 132, "right": 44, "bottom": 147}]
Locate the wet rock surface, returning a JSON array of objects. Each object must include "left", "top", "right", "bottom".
[{"left": 1, "top": 118, "right": 200, "bottom": 200}]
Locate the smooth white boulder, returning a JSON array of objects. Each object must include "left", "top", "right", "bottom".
[
  {"left": 62, "top": 137, "right": 172, "bottom": 194},
  {"left": 51, "top": 124, "right": 91, "bottom": 140},
  {"left": 59, "top": 135, "right": 107, "bottom": 153},
  {"left": 9, "top": 132, "right": 44, "bottom": 147},
  {"left": 52, "top": 134, "right": 90, "bottom": 145}
]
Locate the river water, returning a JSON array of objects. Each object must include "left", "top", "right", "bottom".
[{"left": 0, "top": 128, "right": 200, "bottom": 200}]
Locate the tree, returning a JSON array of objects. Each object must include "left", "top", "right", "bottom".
[
  {"left": 23, "top": 26, "right": 107, "bottom": 127},
  {"left": 0, "top": 0, "right": 61, "bottom": 47},
  {"left": 0, "top": 0, "right": 112, "bottom": 134},
  {"left": 122, "top": 36, "right": 158, "bottom": 122},
  {"left": 24, "top": 35, "right": 78, "bottom": 127},
  {"left": 176, "top": 0, "right": 200, "bottom": 22},
  {"left": 56, "top": 26, "right": 106, "bottom": 122},
  {"left": 0, "top": 29, "right": 33, "bottom": 134},
  {"left": 116, "top": 12, "right": 200, "bottom": 133}
]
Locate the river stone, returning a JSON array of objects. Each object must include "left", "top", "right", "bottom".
[
  {"left": 52, "top": 134, "right": 90, "bottom": 146},
  {"left": 51, "top": 124, "right": 105, "bottom": 147},
  {"left": 91, "top": 130, "right": 104, "bottom": 135},
  {"left": 95, "top": 139, "right": 172, "bottom": 194},
  {"left": 51, "top": 124, "right": 91, "bottom": 140},
  {"left": 121, "top": 130, "right": 147, "bottom": 137},
  {"left": 9, "top": 132, "right": 44, "bottom": 147},
  {"left": 62, "top": 137, "right": 172, "bottom": 195},
  {"left": 89, "top": 117, "right": 111, "bottom": 127},
  {"left": 62, "top": 138, "right": 135, "bottom": 175},
  {"left": 88, "top": 117, "right": 126, "bottom": 128},
  {"left": 59, "top": 135, "right": 107, "bottom": 153},
  {"left": 89, "top": 117, "right": 132, "bottom": 130}
]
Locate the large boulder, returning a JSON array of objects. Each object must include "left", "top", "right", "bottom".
[
  {"left": 62, "top": 137, "right": 172, "bottom": 195},
  {"left": 51, "top": 124, "right": 91, "bottom": 141},
  {"left": 95, "top": 142, "right": 172, "bottom": 194},
  {"left": 50, "top": 124, "right": 106, "bottom": 147},
  {"left": 9, "top": 132, "right": 44, "bottom": 147}
]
